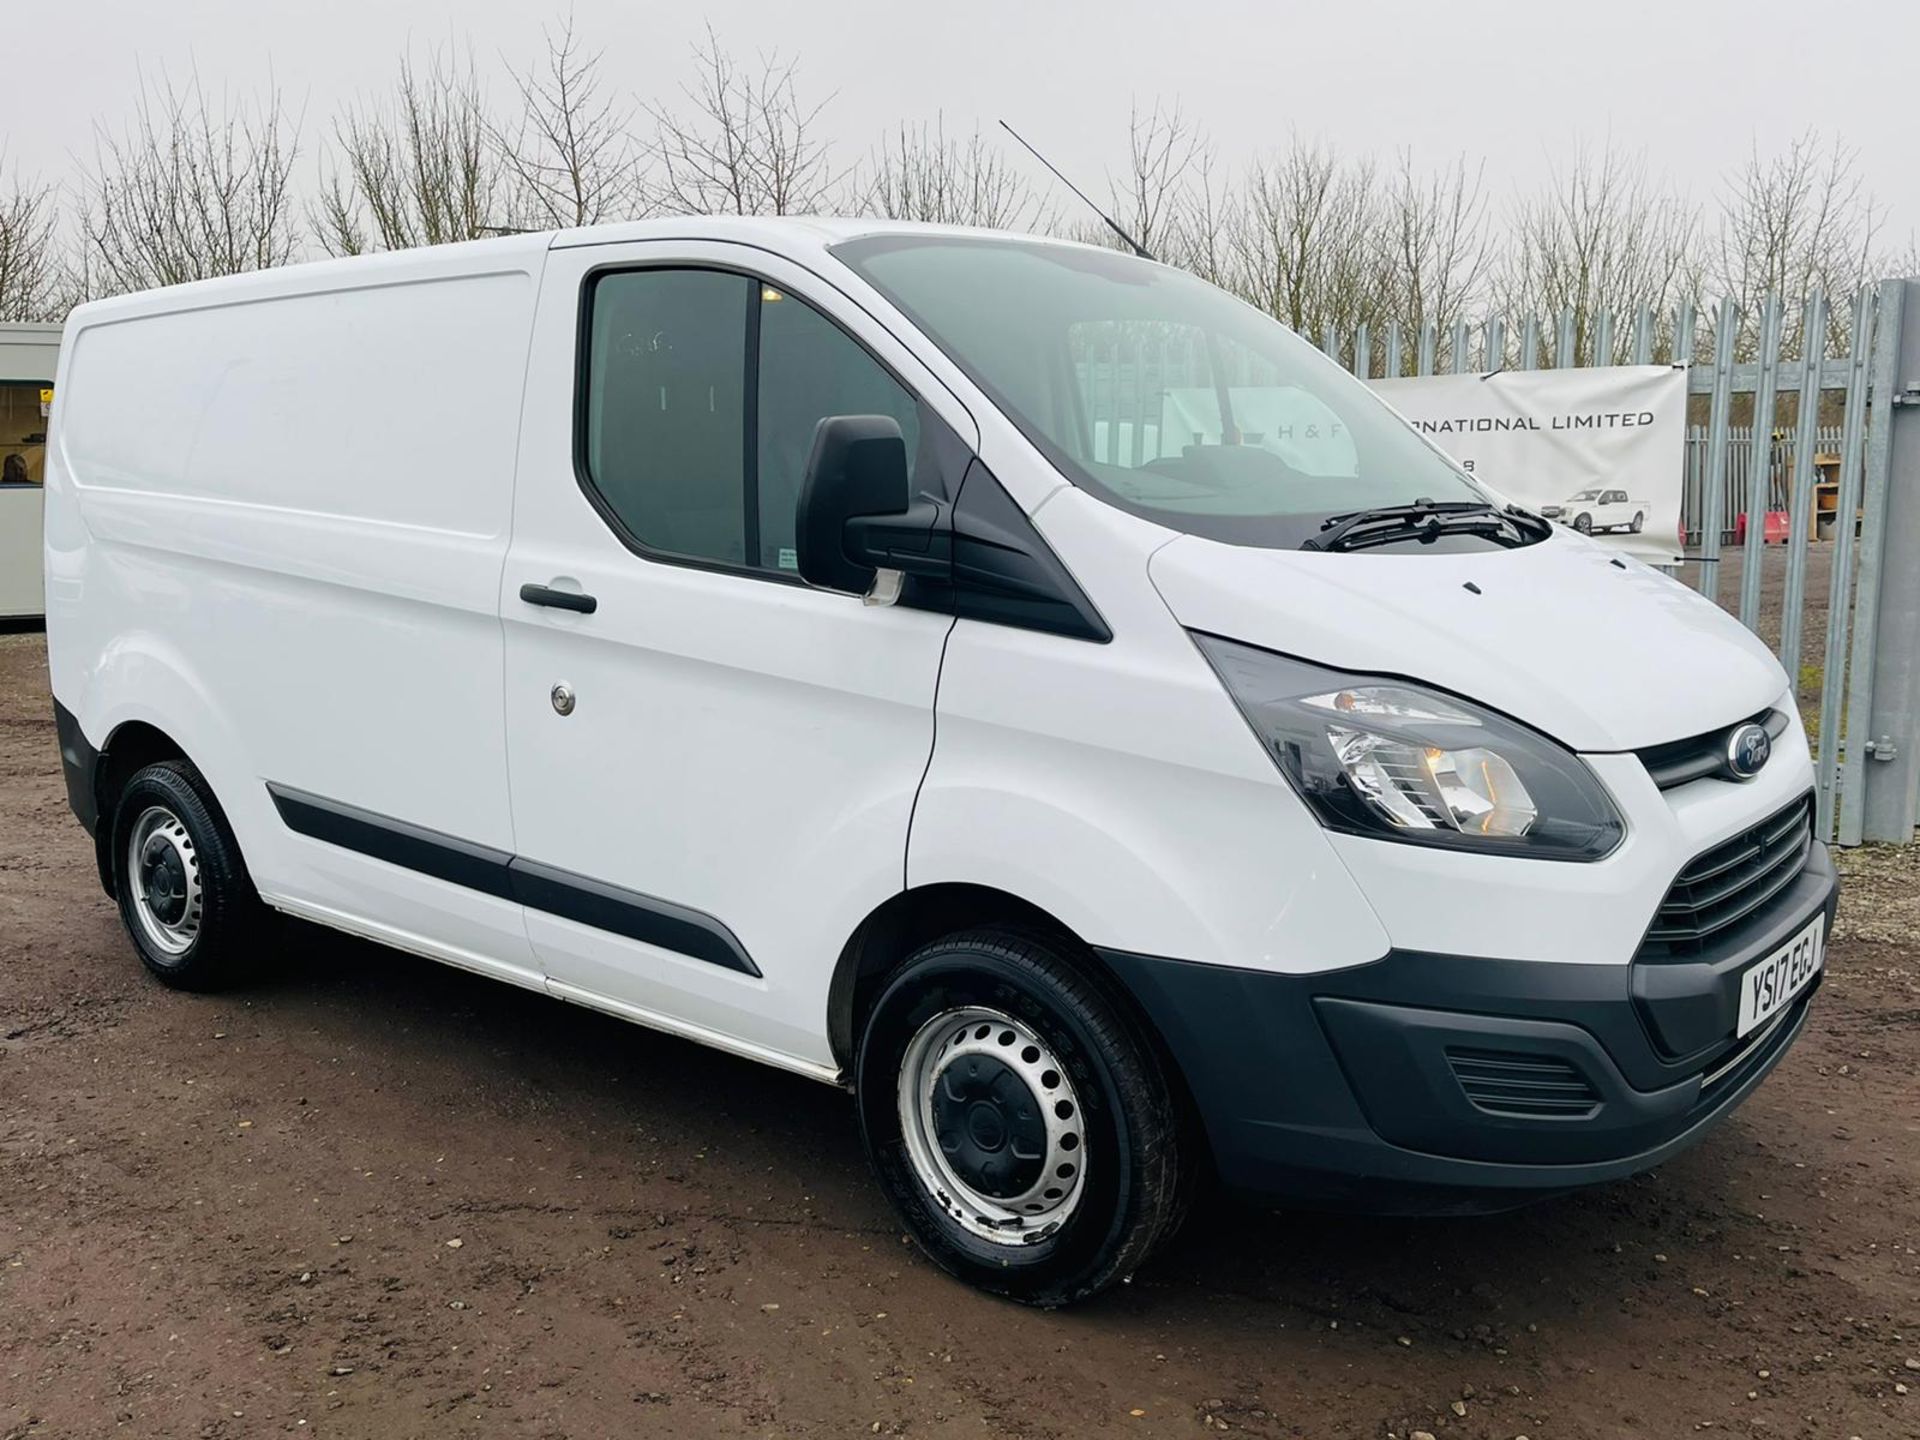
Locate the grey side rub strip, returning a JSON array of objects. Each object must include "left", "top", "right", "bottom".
[{"left": 266, "top": 783, "right": 762, "bottom": 978}]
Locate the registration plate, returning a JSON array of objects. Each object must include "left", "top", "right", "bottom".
[{"left": 1736, "top": 913, "right": 1824, "bottom": 1038}]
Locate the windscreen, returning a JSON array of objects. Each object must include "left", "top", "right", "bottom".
[{"left": 832, "top": 234, "right": 1485, "bottom": 548}]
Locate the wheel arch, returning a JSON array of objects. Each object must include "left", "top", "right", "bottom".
[
  {"left": 826, "top": 883, "right": 1065, "bottom": 1072},
  {"left": 89, "top": 719, "right": 191, "bottom": 896},
  {"left": 825, "top": 881, "right": 1211, "bottom": 1171},
  {"left": 72, "top": 631, "right": 262, "bottom": 897},
  {"left": 96, "top": 720, "right": 189, "bottom": 818}
]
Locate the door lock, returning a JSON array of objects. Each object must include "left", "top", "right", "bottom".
[{"left": 550, "top": 682, "right": 576, "bottom": 717}]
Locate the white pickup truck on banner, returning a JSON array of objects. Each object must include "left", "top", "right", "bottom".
[{"left": 1369, "top": 364, "right": 1689, "bottom": 565}]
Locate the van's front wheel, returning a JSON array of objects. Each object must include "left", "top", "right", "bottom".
[
  {"left": 111, "top": 760, "right": 268, "bottom": 991},
  {"left": 855, "top": 929, "right": 1188, "bottom": 1306}
]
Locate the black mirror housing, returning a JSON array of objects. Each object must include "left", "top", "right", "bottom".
[{"left": 796, "top": 415, "right": 947, "bottom": 594}]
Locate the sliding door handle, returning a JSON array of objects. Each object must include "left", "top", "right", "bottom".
[{"left": 519, "top": 582, "right": 598, "bottom": 615}]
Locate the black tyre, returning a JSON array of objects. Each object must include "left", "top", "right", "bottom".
[
  {"left": 1630, "top": 511, "right": 1645, "bottom": 533},
  {"left": 855, "top": 928, "right": 1188, "bottom": 1306},
  {"left": 1573, "top": 513, "right": 1593, "bottom": 533},
  {"left": 110, "top": 760, "right": 269, "bottom": 991}
]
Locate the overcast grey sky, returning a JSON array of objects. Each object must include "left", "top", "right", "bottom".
[{"left": 8, "top": 0, "right": 1920, "bottom": 245}]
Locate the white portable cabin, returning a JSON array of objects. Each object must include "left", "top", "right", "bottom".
[{"left": 1, "top": 323, "right": 61, "bottom": 619}]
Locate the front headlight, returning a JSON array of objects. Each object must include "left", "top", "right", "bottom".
[{"left": 1194, "top": 633, "right": 1624, "bottom": 861}]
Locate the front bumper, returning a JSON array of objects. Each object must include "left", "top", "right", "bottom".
[{"left": 1100, "top": 841, "right": 1837, "bottom": 1215}]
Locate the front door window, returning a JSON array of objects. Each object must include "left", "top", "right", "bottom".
[{"left": 579, "top": 268, "right": 925, "bottom": 578}]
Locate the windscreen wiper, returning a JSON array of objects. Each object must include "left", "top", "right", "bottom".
[{"left": 1302, "top": 499, "right": 1502, "bottom": 553}]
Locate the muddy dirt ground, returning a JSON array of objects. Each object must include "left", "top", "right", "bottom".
[{"left": 3, "top": 622, "right": 1918, "bottom": 1440}]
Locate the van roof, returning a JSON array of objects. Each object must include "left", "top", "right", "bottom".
[
  {"left": 546, "top": 215, "right": 1120, "bottom": 263},
  {"left": 61, "top": 218, "right": 1112, "bottom": 331},
  {"left": 545, "top": 215, "right": 1105, "bottom": 254}
]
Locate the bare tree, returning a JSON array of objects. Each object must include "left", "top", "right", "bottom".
[
  {"left": 1372, "top": 151, "right": 1493, "bottom": 364},
  {"left": 1096, "top": 99, "right": 1203, "bottom": 258},
  {"left": 1888, "top": 230, "right": 1920, "bottom": 284},
  {"left": 1714, "top": 131, "right": 1886, "bottom": 355},
  {"left": 0, "top": 156, "right": 63, "bottom": 321},
  {"left": 847, "top": 117, "right": 1038, "bottom": 229},
  {"left": 1496, "top": 142, "right": 1698, "bottom": 364},
  {"left": 1223, "top": 139, "right": 1381, "bottom": 344},
  {"left": 1043, "top": 117, "right": 1491, "bottom": 367},
  {"left": 315, "top": 49, "right": 512, "bottom": 255},
  {"left": 1165, "top": 147, "right": 1236, "bottom": 287},
  {"left": 646, "top": 27, "right": 835, "bottom": 216},
  {"left": 78, "top": 72, "right": 300, "bottom": 295},
  {"left": 494, "top": 14, "right": 642, "bottom": 229}
]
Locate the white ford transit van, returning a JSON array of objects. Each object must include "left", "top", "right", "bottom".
[{"left": 45, "top": 220, "right": 1834, "bottom": 1306}]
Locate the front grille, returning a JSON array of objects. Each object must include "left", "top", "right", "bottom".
[
  {"left": 1636, "top": 709, "right": 1789, "bottom": 790},
  {"left": 1641, "top": 795, "right": 1814, "bottom": 959},
  {"left": 1446, "top": 1049, "right": 1601, "bottom": 1117}
]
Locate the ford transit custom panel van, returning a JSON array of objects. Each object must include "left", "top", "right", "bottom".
[{"left": 45, "top": 220, "right": 1833, "bottom": 1305}]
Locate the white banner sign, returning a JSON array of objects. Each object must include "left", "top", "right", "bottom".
[{"left": 1370, "top": 364, "right": 1688, "bottom": 564}]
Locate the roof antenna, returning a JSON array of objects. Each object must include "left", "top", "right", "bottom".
[{"left": 998, "top": 119, "right": 1155, "bottom": 262}]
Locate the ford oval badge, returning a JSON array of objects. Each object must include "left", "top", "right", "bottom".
[{"left": 1724, "top": 722, "right": 1772, "bottom": 780}]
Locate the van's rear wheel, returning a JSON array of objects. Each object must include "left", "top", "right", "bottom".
[
  {"left": 1630, "top": 511, "right": 1645, "bottom": 533},
  {"left": 111, "top": 760, "right": 267, "bottom": 991},
  {"left": 855, "top": 929, "right": 1188, "bottom": 1307}
]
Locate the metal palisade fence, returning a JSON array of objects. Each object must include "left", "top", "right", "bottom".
[{"left": 1306, "top": 283, "right": 1920, "bottom": 846}]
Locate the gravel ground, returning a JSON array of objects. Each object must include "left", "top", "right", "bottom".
[{"left": 4, "top": 623, "right": 1919, "bottom": 1440}]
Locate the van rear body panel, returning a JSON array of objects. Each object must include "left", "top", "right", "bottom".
[{"left": 48, "top": 240, "right": 549, "bottom": 975}]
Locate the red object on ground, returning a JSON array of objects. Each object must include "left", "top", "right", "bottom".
[{"left": 1735, "top": 510, "right": 1792, "bottom": 544}]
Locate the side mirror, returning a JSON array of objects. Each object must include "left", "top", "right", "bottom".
[{"left": 795, "top": 415, "right": 948, "bottom": 597}]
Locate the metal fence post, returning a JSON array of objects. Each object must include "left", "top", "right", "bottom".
[
  {"left": 1696, "top": 298, "right": 1740, "bottom": 602},
  {"left": 1739, "top": 295, "right": 1784, "bottom": 628},
  {"left": 1816, "top": 287, "right": 1879, "bottom": 839},
  {"left": 1780, "top": 292, "right": 1827, "bottom": 687},
  {"left": 1842, "top": 278, "right": 1920, "bottom": 844}
]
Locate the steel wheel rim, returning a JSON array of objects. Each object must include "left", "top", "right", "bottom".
[
  {"left": 896, "top": 1005, "right": 1088, "bottom": 1247},
  {"left": 126, "top": 805, "right": 203, "bottom": 958}
]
